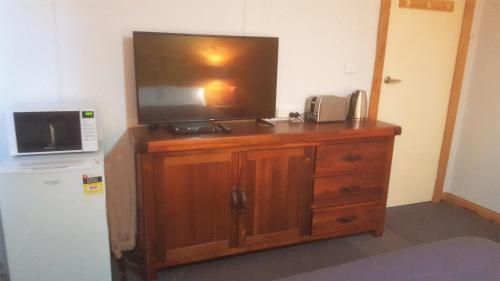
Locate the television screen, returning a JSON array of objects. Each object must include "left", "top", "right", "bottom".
[{"left": 133, "top": 32, "right": 279, "bottom": 124}]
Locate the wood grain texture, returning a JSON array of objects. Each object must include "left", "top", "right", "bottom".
[
  {"left": 239, "top": 147, "right": 311, "bottom": 247},
  {"left": 441, "top": 192, "right": 500, "bottom": 224},
  {"left": 368, "top": 0, "right": 392, "bottom": 120},
  {"left": 229, "top": 152, "right": 240, "bottom": 248},
  {"left": 164, "top": 240, "right": 230, "bottom": 267},
  {"left": 433, "top": 0, "right": 476, "bottom": 202},
  {"left": 313, "top": 172, "right": 385, "bottom": 208},
  {"left": 156, "top": 231, "right": 305, "bottom": 268},
  {"left": 137, "top": 154, "right": 157, "bottom": 281},
  {"left": 129, "top": 120, "right": 401, "bottom": 153},
  {"left": 154, "top": 152, "right": 235, "bottom": 266},
  {"left": 399, "top": 0, "right": 454, "bottom": 12},
  {"left": 315, "top": 141, "right": 387, "bottom": 174},
  {"left": 312, "top": 202, "right": 384, "bottom": 238}
]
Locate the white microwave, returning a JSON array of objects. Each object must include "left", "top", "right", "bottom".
[{"left": 6, "top": 105, "right": 99, "bottom": 156}]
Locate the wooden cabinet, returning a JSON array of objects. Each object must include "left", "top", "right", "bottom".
[
  {"left": 153, "top": 151, "right": 236, "bottom": 266},
  {"left": 311, "top": 139, "right": 395, "bottom": 239},
  {"left": 313, "top": 171, "right": 385, "bottom": 208},
  {"left": 129, "top": 120, "right": 401, "bottom": 280},
  {"left": 312, "top": 202, "right": 383, "bottom": 238},
  {"left": 239, "top": 147, "right": 312, "bottom": 246},
  {"left": 150, "top": 147, "right": 313, "bottom": 267},
  {"left": 315, "top": 140, "right": 387, "bottom": 174}
]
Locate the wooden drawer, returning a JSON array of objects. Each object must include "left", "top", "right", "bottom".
[
  {"left": 313, "top": 172, "right": 385, "bottom": 208},
  {"left": 315, "top": 141, "right": 387, "bottom": 174},
  {"left": 312, "top": 202, "right": 383, "bottom": 238}
]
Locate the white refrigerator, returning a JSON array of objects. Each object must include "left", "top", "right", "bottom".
[{"left": 0, "top": 151, "right": 111, "bottom": 281}]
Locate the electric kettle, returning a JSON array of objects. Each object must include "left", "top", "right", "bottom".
[{"left": 347, "top": 90, "right": 368, "bottom": 120}]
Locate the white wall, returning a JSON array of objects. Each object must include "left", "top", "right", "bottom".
[
  {"left": 445, "top": 0, "right": 500, "bottom": 213},
  {"left": 0, "top": 0, "right": 380, "bottom": 159}
]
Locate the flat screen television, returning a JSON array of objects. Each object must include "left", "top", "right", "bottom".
[{"left": 133, "top": 31, "right": 279, "bottom": 124}]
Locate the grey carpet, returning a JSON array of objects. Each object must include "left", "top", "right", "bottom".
[
  {"left": 274, "top": 236, "right": 500, "bottom": 281},
  {"left": 117, "top": 201, "right": 500, "bottom": 281}
]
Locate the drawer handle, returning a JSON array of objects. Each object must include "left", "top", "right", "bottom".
[
  {"left": 342, "top": 153, "right": 363, "bottom": 162},
  {"left": 336, "top": 215, "right": 358, "bottom": 224},
  {"left": 231, "top": 188, "right": 239, "bottom": 214},
  {"left": 340, "top": 185, "right": 361, "bottom": 193}
]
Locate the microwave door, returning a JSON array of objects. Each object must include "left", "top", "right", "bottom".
[
  {"left": 14, "top": 111, "right": 83, "bottom": 154},
  {"left": 45, "top": 123, "right": 56, "bottom": 150}
]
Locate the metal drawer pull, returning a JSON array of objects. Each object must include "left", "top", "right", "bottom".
[
  {"left": 231, "top": 189, "right": 239, "bottom": 213},
  {"left": 340, "top": 185, "right": 361, "bottom": 193},
  {"left": 336, "top": 216, "right": 358, "bottom": 224},
  {"left": 342, "top": 154, "right": 363, "bottom": 162}
]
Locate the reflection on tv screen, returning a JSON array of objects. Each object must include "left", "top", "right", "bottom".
[{"left": 133, "top": 32, "right": 278, "bottom": 123}]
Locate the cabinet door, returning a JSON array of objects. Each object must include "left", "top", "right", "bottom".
[
  {"left": 239, "top": 147, "right": 313, "bottom": 246},
  {"left": 154, "top": 151, "right": 237, "bottom": 266}
]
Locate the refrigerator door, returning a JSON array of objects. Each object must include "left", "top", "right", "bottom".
[{"left": 0, "top": 156, "right": 111, "bottom": 281}]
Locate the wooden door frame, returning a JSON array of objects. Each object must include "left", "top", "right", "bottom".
[{"left": 368, "top": 0, "right": 477, "bottom": 202}]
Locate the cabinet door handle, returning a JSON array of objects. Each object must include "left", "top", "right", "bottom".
[
  {"left": 342, "top": 153, "right": 363, "bottom": 162},
  {"left": 336, "top": 215, "right": 358, "bottom": 224},
  {"left": 231, "top": 188, "right": 239, "bottom": 214},
  {"left": 339, "top": 185, "right": 361, "bottom": 193},
  {"left": 239, "top": 188, "right": 248, "bottom": 215}
]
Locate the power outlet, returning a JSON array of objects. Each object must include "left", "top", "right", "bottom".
[{"left": 343, "top": 63, "right": 357, "bottom": 74}]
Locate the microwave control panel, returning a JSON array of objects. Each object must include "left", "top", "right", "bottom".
[{"left": 81, "top": 110, "right": 98, "bottom": 151}]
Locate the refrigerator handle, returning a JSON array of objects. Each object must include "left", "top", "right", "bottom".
[{"left": 43, "top": 179, "right": 60, "bottom": 185}]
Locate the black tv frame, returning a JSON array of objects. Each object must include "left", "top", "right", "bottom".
[{"left": 132, "top": 31, "right": 279, "bottom": 125}]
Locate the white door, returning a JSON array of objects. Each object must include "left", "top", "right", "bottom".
[{"left": 378, "top": 0, "right": 465, "bottom": 206}]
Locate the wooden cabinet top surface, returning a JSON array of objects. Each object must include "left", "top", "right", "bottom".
[{"left": 128, "top": 119, "right": 401, "bottom": 153}]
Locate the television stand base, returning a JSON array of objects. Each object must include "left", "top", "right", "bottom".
[
  {"left": 147, "top": 123, "right": 160, "bottom": 132},
  {"left": 255, "top": 118, "right": 274, "bottom": 127}
]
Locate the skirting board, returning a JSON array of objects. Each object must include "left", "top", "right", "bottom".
[{"left": 442, "top": 192, "right": 500, "bottom": 224}]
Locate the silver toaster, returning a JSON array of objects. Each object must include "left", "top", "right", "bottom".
[{"left": 305, "top": 95, "right": 348, "bottom": 122}]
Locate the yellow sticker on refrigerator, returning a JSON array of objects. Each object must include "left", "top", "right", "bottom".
[{"left": 82, "top": 175, "right": 104, "bottom": 194}]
